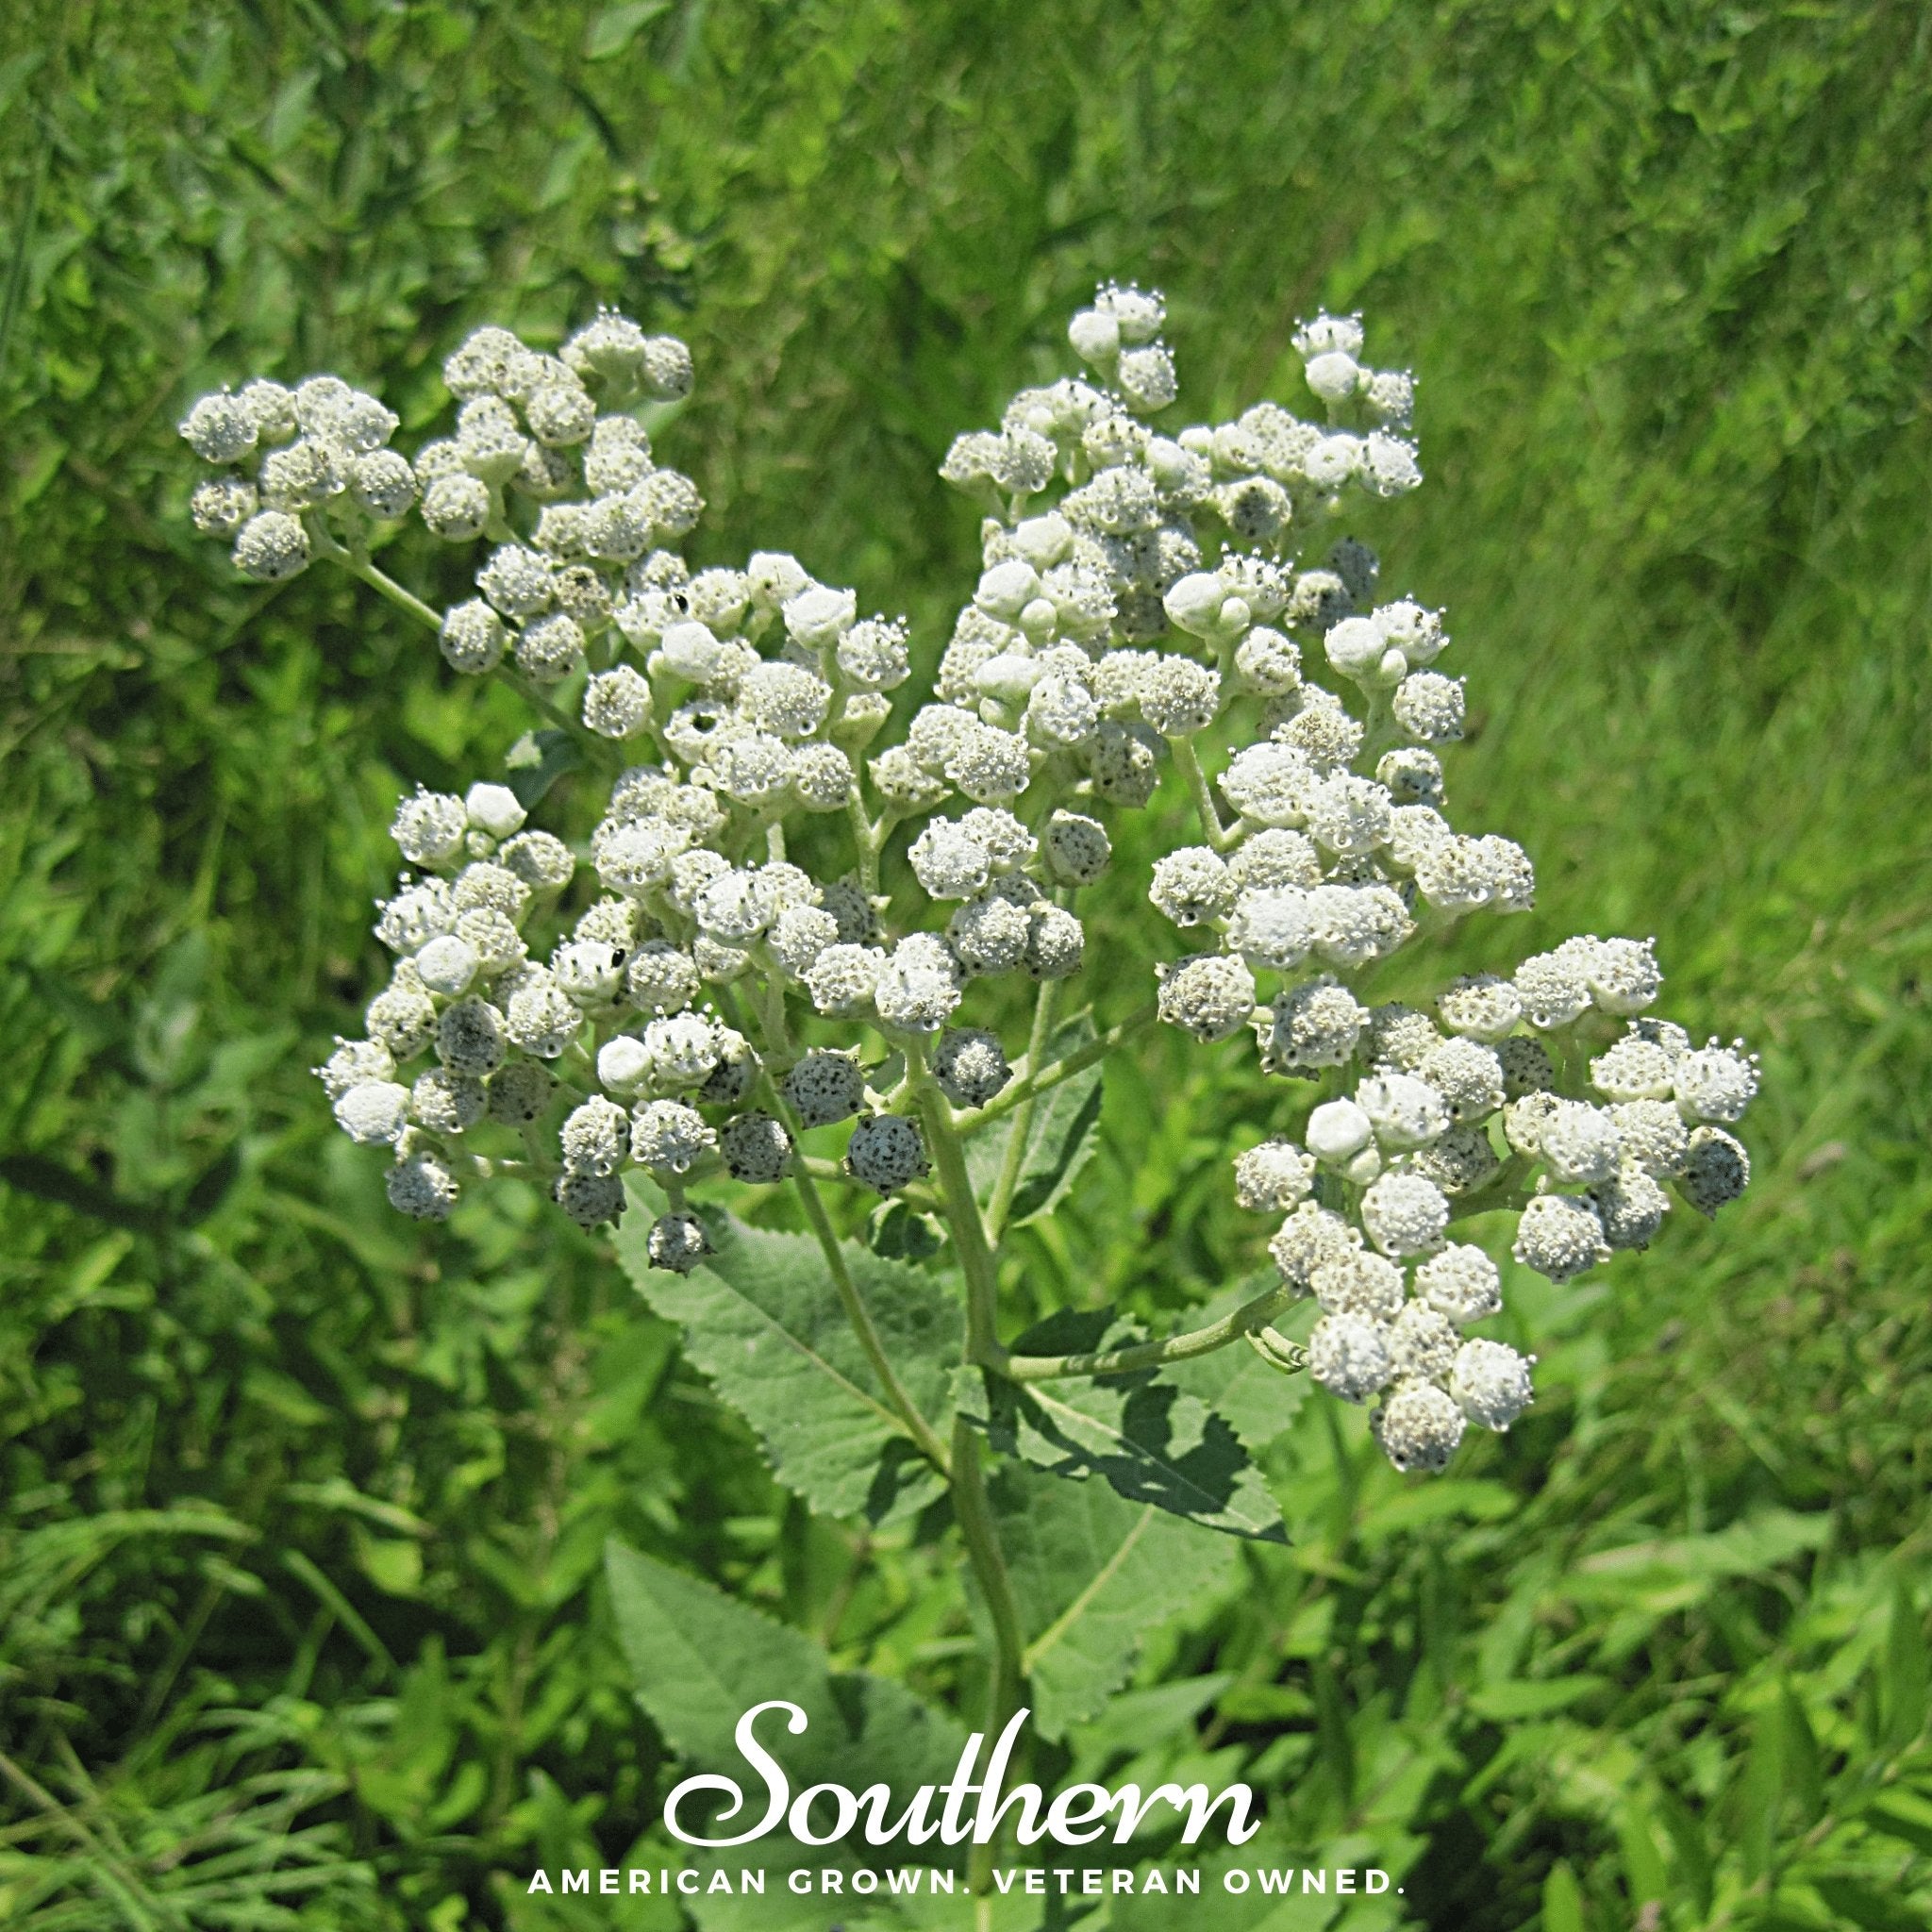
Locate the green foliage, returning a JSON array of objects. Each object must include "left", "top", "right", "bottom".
[
  {"left": 4, "top": 0, "right": 1931, "bottom": 1927},
  {"left": 959, "top": 1328, "right": 1288, "bottom": 1541},
  {"left": 964, "top": 1018, "right": 1105, "bottom": 1228},
  {"left": 615, "top": 1186, "right": 956, "bottom": 1527},
  {"left": 991, "top": 1464, "right": 1240, "bottom": 1740}
]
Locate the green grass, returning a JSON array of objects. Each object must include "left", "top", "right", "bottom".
[{"left": 2, "top": 2, "right": 1930, "bottom": 1927}]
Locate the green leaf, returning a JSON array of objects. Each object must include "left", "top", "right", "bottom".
[
  {"left": 615, "top": 1181, "right": 956, "bottom": 1524},
  {"left": 958, "top": 1313, "right": 1287, "bottom": 1542},
  {"left": 0, "top": 1152, "right": 165, "bottom": 1232},
  {"left": 1882, "top": 1584, "right": 1928, "bottom": 1748},
  {"left": 1860, "top": 1789, "right": 1932, "bottom": 1855},
  {"left": 1779, "top": 1682, "right": 1824, "bottom": 1824},
  {"left": 1813, "top": 1877, "right": 1931, "bottom": 1932},
  {"left": 1359, "top": 1478, "right": 1519, "bottom": 1542},
  {"left": 866, "top": 1196, "right": 943, "bottom": 1262},
  {"left": 965, "top": 1016, "right": 1103, "bottom": 1225},
  {"left": 1615, "top": 1797, "right": 1669, "bottom": 1916},
  {"left": 1466, "top": 1675, "right": 1608, "bottom": 1722},
  {"left": 1160, "top": 1275, "right": 1309, "bottom": 1457},
  {"left": 990, "top": 1461, "right": 1239, "bottom": 1739},
  {"left": 584, "top": 0, "right": 671, "bottom": 60},
  {"left": 603, "top": 1541, "right": 966, "bottom": 1849},
  {"left": 1735, "top": 1696, "right": 1786, "bottom": 1884},
  {"left": 503, "top": 727, "right": 583, "bottom": 810},
  {"left": 1540, "top": 1859, "right": 1586, "bottom": 1932},
  {"left": 1655, "top": 1781, "right": 1713, "bottom": 1917}
]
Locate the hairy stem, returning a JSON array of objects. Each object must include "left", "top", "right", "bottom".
[
  {"left": 993, "top": 1277, "right": 1298, "bottom": 1380},
  {"left": 846, "top": 791, "right": 880, "bottom": 899},
  {"left": 789, "top": 1168, "right": 952, "bottom": 1474},
  {"left": 1169, "top": 737, "right": 1237, "bottom": 852},
  {"left": 984, "top": 977, "right": 1060, "bottom": 1242},
  {"left": 800, "top": 1154, "right": 941, "bottom": 1214},
  {"left": 949, "top": 1413, "right": 1025, "bottom": 1900},
  {"left": 320, "top": 542, "right": 605, "bottom": 753},
  {"left": 724, "top": 983, "right": 950, "bottom": 1474},
  {"left": 912, "top": 1050, "right": 1003, "bottom": 1363}
]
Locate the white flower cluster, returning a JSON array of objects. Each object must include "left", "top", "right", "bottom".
[
  {"left": 1236, "top": 960, "right": 1756, "bottom": 1471},
  {"left": 192, "top": 287, "right": 1753, "bottom": 1424},
  {"left": 178, "top": 374, "right": 412, "bottom": 580}
]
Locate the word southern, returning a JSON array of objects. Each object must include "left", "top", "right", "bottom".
[{"left": 658, "top": 1702, "right": 1262, "bottom": 1849}]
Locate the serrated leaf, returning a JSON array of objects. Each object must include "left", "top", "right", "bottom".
[
  {"left": 503, "top": 727, "right": 582, "bottom": 810},
  {"left": 991, "top": 1461, "right": 1238, "bottom": 1739},
  {"left": 584, "top": 0, "right": 671, "bottom": 59},
  {"left": 958, "top": 1314, "right": 1286, "bottom": 1542},
  {"left": 604, "top": 1541, "right": 967, "bottom": 1864},
  {"left": 615, "top": 1180, "right": 956, "bottom": 1524},
  {"left": 965, "top": 1017, "right": 1102, "bottom": 1225}
]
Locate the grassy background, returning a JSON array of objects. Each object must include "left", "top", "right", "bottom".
[{"left": 3, "top": 2, "right": 1930, "bottom": 1927}]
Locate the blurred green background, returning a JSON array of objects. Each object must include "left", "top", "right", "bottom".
[{"left": 3, "top": 2, "right": 1929, "bottom": 1927}]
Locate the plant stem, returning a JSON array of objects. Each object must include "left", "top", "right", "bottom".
[
  {"left": 949, "top": 1413, "right": 1025, "bottom": 1902},
  {"left": 912, "top": 1053, "right": 1004, "bottom": 1364},
  {"left": 984, "top": 977, "right": 1060, "bottom": 1242},
  {"left": 992, "top": 1278, "right": 1298, "bottom": 1381},
  {"left": 1445, "top": 1152, "right": 1534, "bottom": 1224},
  {"left": 955, "top": 1000, "right": 1158, "bottom": 1134},
  {"left": 722, "top": 981, "right": 950, "bottom": 1475},
  {"left": 319, "top": 541, "right": 614, "bottom": 759},
  {"left": 1170, "top": 736, "right": 1237, "bottom": 852},
  {"left": 789, "top": 1167, "right": 952, "bottom": 1474},
  {"left": 846, "top": 791, "right": 881, "bottom": 898},
  {"left": 800, "top": 1154, "right": 941, "bottom": 1214},
  {"left": 905, "top": 1042, "right": 1027, "bottom": 1899},
  {"left": 338, "top": 550, "right": 444, "bottom": 630}
]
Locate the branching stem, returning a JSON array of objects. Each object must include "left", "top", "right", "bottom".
[
  {"left": 991, "top": 1277, "right": 1298, "bottom": 1381},
  {"left": 1169, "top": 737, "right": 1238, "bottom": 852},
  {"left": 723, "top": 984, "right": 950, "bottom": 1475},
  {"left": 954, "top": 1001, "right": 1158, "bottom": 1134}
]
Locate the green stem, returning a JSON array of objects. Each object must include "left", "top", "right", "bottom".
[
  {"left": 950, "top": 1413, "right": 1025, "bottom": 1901},
  {"left": 912, "top": 1054, "right": 1004, "bottom": 1365},
  {"left": 789, "top": 1168, "right": 953, "bottom": 1474},
  {"left": 956, "top": 1001, "right": 1159, "bottom": 1133},
  {"left": 993, "top": 1278, "right": 1298, "bottom": 1381},
  {"left": 1169, "top": 736, "right": 1237, "bottom": 852},
  {"left": 800, "top": 1153, "right": 941, "bottom": 1215},
  {"left": 905, "top": 1042, "right": 1026, "bottom": 1897},
  {"left": 846, "top": 791, "right": 881, "bottom": 898},
  {"left": 984, "top": 977, "right": 1060, "bottom": 1242},
  {"left": 720, "top": 982, "right": 949, "bottom": 1474},
  {"left": 323, "top": 543, "right": 605, "bottom": 754},
  {"left": 1445, "top": 1152, "right": 1534, "bottom": 1224}
]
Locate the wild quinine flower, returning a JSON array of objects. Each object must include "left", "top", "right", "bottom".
[{"left": 180, "top": 285, "right": 1753, "bottom": 1478}]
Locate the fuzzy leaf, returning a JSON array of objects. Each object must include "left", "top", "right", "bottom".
[
  {"left": 616, "top": 1180, "right": 957, "bottom": 1524},
  {"left": 1159, "top": 1275, "right": 1311, "bottom": 1457},
  {"left": 991, "top": 1461, "right": 1238, "bottom": 1739},
  {"left": 604, "top": 1541, "right": 966, "bottom": 1904},
  {"left": 958, "top": 1313, "right": 1287, "bottom": 1542}
]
